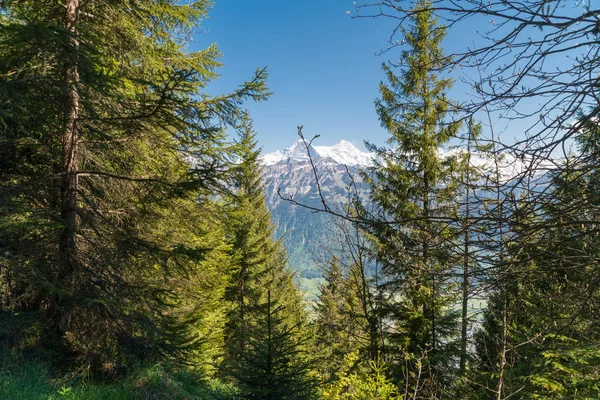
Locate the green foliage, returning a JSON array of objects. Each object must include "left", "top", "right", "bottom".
[
  {"left": 313, "top": 257, "right": 355, "bottom": 381},
  {"left": 222, "top": 115, "right": 286, "bottom": 370},
  {"left": 0, "top": 0, "right": 269, "bottom": 371},
  {"left": 322, "top": 351, "right": 398, "bottom": 400},
  {"left": 474, "top": 116, "right": 600, "bottom": 399},
  {"left": 0, "top": 359, "right": 238, "bottom": 400},
  {"left": 363, "top": 0, "right": 461, "bottom": 391},
  {"left": 5, "top": 1, "right": 600, "bottom": 399},
  {"left": 233, "top": 286, "right": 318, "bottom": 400},
  {"left": 313, "top": 237, "right": 384, "bottom": 382}
]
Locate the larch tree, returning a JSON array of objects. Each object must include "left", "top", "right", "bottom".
[{"left": 0, "top": 0, "right": 269, "bottom": 371}]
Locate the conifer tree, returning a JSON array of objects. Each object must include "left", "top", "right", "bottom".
[
  {"left": 363, "top": 0, "right": 461, "bottom": 392},
  {"left": 220, "top": 117, "right": 316, "bottom": 397},
  {"left": 313, "top": 257, "right": 353, "bottom": 382},
  {"left": 223, "top": 115, "right": 285, "bottom": 370},
  {"left": 234, "top": 283, "right": 318, "bottom": 400},
  {"left": 322, "top": 351, "right": 399, "bottom": 400},
  {"left": 313, "top": 218, "right": 384, "bottom": 376},
  {"left": 0, "top": 0, "right": 269, "bottom": 369},
  {"left": 475, "top": 118, "right": 600, "bottom": 399}
]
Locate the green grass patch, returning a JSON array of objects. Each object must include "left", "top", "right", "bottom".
[{"left": 0, "top": 360, "right": 238, "bottom": 400}]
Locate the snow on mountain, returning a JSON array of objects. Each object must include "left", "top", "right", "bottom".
[
  {"left": 262, "top": 139, "right": 555, "bottom": 181},
  {"left": 260, "top": 140, "right": 371, "bottom": 284},
  {"left": 439, "top": 147, "right": 556, "bottom": 182},
  {"left": 314, "top": 140, "right": 373, "bottom": 166},
  {"left": 261, "top": 140, "right": 372, "bottom": 166},
  {"left": 281, "top": 140, "right": 321, "bottom": 163},
  {"left": 261, "top": 150, "right": 285, "bottom": 166},
  {"left": 260, "top": 139, "right": 555, "bottom": 290}
]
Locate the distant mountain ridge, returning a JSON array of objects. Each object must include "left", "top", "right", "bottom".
[
  {"left": 260, "top": 140, "right": 371, "bottom": 285},
  {"left": 259, "top": 139, "right": 554, "bottom": 288},
  {"left": 261, "top": 140, "right": 373, "bottom": 167}
]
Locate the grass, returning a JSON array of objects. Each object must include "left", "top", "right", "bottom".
[
  {"left": 0, "top": 312, "right": 238, "bottom": 399},
  {"left": 0, "top": 359, "right": 238, "bottom": 400}
]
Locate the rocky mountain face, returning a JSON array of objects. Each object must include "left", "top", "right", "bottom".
[
  {"left": 261, "top": 140, "right": 372, "bottom": 279},
  {"left": 260, "top": 139, "right": 545, "bottom": 289}
]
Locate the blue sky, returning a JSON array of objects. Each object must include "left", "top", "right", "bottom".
[
  {"left": 193, "top": 1, "right": 551, "bottom": 154},
  {"left": 195, "top": 0, "right": 402, "bottom": 153}
]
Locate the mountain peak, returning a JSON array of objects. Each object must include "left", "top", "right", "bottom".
[
  {"left": 282, "top": 140, "right": 321, "bottom": 162},
  {"left": 261, "top": 139, "right": 373, "bottom": 166},
  {"left": 314, "top": 140, "right": 372, "bottom": 166}
]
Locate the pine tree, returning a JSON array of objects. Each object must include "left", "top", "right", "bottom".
[
  {"left": 475, "top": 117, "right": 600, "bottom": 399},
  {"left": 0, "top": 0, "right": 269, "bottom": 370},
  {"left": 223, "top": 115, "right": 285, "bottom": 371},
  {"left": 363, "top": 0, "right": 461, "bottom": 392},
  {"left": 234, "top": 284, "right": 318, "bottom": 400},
  {"left": 313, "top": 257, "right": 353, "bottom": 382}
]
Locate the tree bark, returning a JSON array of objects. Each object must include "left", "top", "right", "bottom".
[
  {"left": 460, "top": 132, "right": 472, "bottom": 374},
  {"left": 58, "top": 0, "right": 80, "bottom": 304}
]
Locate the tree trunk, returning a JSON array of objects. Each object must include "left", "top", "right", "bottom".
[
  {"left": 460, "top": 135, "right": 472, "bottom": 374},
  {"left": 56, "top": 0, "right": 80, "bottom": 326},
  {"left": 59, "top": 0, "right": 80, "bottom": 273},
  {"left": 424, "top": 176, "right": 435, "bottom": 354}
]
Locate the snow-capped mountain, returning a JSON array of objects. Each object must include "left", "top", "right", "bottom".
[
  {"left": 260, "top": 139, "right": 556, "bottom": 298},
  {"left": 314, "top": 140, "right": 374, "bottom": 166},
  {"left": 261, "top": 140, "right": 373, "bottom": 167},
  {"left": 262, "top": 139, "right": 549, "bottom": 180},
  {"left": 260, "top": 140, "right": 371, "bottom": 290}
]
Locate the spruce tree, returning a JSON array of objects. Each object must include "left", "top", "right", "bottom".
[
  {"left": 221, "top": 117, "right": 316, "bottom": 397},
  {"left": 0, "top": 0, "right": 269, "bottom": 370},
  {"left": 363, "top": 0, "right": 461, "bottom": 392},
  {"left": 322, "top": 351, "right": 399, "bottom": 400},
  {"left": 314, "top": 244, "right": 384, "bottom": 382},
  {"left": 223, "top": 115, "right": 285, "bottom": 370},
  {"left": 234, "top": 283, "right": 318, "bottom": 400},
  {"left": 313, "top": 257, "right": 353, "bottom": 382},
  {"left": 475, "top": 118, "right": 600, "bottom": 399}
]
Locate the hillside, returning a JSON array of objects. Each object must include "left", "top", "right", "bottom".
[{"left": 261, "top": 140, "right": 372, "bottom": 285}]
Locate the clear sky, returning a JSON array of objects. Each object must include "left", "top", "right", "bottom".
[
  {"left": 192, "top": 1, "right": 550, "bottom": 155},
  {"left": 195, "top": 0, "right": 401, "bottom": 153}
]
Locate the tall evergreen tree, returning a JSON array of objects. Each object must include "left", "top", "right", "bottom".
[
  {"left": 475, "top": 118, "right": 600, "bottom": 399},
  {"left": 363, "top": 0, "right": 461, "bottom": 392},
  {"left": 0, "top": 0, "right": 269, "bottom": 370},
  {"left": 223, "top": 115, "right": 285, "bottom": 370},
  {"left": 220, "top": 116, "right": 317, "bottom": 397}
]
